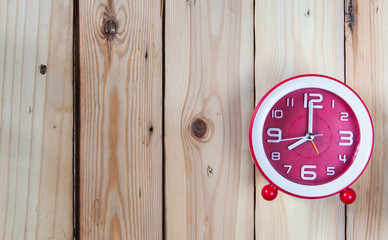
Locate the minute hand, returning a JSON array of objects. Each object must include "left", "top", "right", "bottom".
[
  {"left": 279, "top": 134, "right": 323, "bottom": 142},
  {"left": 308, "top": 101, "right": 314, "bottom": 133}
]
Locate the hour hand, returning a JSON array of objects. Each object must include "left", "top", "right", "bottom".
[
  {"left": 287, "top": 136, "right": 309, "bottom": 150},
  {"left": 287, "top": 133, "right": 323, "bottom": 150}
]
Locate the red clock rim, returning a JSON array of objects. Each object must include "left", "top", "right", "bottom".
[{"left": 248, "top": 74, "right": 374, "bottom": 199}]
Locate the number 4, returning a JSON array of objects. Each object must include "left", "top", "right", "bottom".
[{"left": 339, "top": 154, "right": 347, "bottom": 163}]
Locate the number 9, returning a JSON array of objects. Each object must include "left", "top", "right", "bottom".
[{"left": 267, "top": 128, "right": 282, "bottom": 143}]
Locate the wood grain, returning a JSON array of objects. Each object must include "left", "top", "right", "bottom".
[
  {"left": 345, "top": 0, "right": 388, "bottom": 239},
  {"left": 165, "top": 0, "right": 254, "bottom": 239},
  {"left": 79, "top": 0, "right": 163, "bottom": 239},
  {"left": 0, "top": 0, "right": 73, "bottom": 239},
  {"left": 254, "top": 1, "right": 345, "bottom": 239}
]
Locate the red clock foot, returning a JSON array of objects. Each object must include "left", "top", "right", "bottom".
[
  {"left": 262, "top": 184, "right": 278, "bottom": 201},
  {"left": 340, "top": 188, "right": 356, "bottom": 204}
]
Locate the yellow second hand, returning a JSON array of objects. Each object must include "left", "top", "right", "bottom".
[{"left": 311, "top": 141, "right": 319, "bottom": 154}]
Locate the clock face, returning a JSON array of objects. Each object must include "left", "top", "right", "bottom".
[
  {"left": 250, "top": 75, "right": 373, "bottom": 198},
  {"left": 262, "top": 88, "right": 360, "bottom": 185}
]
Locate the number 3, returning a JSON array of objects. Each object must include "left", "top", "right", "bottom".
[{"left": 339, "top": 131, "right": 353, "bottom": 146}]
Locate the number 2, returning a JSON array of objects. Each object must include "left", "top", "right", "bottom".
[{"left": 340, "top": 112, "right": 349, "bottom": 121}]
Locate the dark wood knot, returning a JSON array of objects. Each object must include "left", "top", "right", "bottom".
[
  {"left": 39, "top": 64, "right": 47, "bottom": 74},
  {"left": 191, "top": 118, "right": 208, "bottom": 139},
  {"left": 103, "top": 20, "right": 117, "bottom": 36}
]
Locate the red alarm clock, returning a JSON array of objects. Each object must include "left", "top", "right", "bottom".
[{"left": 249, "top": 75, "right": 373, "bottom": 204}]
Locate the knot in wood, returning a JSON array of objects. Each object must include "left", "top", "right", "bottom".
[
  {"left": 207, "top": 166, "right": 213, "bottom": 177},
  {"left": 103, "top": 20, "right": 117, "bottom": 36},
  {"left": 39, "top": 64, "right": 47, "bottom": 74},
  {"left": 191, "top": 118, "right": 208, "bottom": 139}
]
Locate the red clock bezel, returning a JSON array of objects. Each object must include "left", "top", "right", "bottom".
[{"left": 249, "top": 74, "right": 374, "bottom": 199}]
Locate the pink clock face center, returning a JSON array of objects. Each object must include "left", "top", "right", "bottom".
[
  {"left": 262, "top": 88, "right": 360, "bottom": 185},
  {"left": 287, "top": 115, "right": 332, "bottom": 158}
]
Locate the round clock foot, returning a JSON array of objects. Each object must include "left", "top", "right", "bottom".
[
  {"left": 262, "top": 184, "right": 278, "bottom": 201},
  {"left": 340, "top": 188, "right": 356, "bottom": 204}
]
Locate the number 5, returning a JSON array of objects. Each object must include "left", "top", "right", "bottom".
[{"left": 327, "top": 167, "right": 335, "bottom": 176}]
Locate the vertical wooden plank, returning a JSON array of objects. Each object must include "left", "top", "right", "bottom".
[
  {"left": 254, "top": 1, "right": 345, "bottom": 239},
  {"left": 0, "top": 0, "right": 73, "bottom": 239},
  {"left": 79, "top": 0, "right": 163, "bottom": 239},
  {"left": 165, "top": 0, "right": 254, "bottom": 239},
  {"left": 345, "top": 0, "right": 387, "bottom": 239}
]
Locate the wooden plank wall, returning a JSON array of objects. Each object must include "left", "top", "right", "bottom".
[
  {"left": 1, "top": 0, "right": 388, "bottom": 239},
  {"left": 79, "top": 0, "right": 163, "bottom": 239},
  {"left": 254, "top": 1, "right": 345, "bottom": 239},
  {"left": 345, "top": 0, "right": 388, "bottom": 239},
  {"left": 0, "top": 0, "right": 73, "bottom": 239},
  {"left": 165, "top": 0, "right": 254, "bottom": 239}
]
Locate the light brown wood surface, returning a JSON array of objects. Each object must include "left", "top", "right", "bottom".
[
  {"left": 254, "top": 1, "right": 345, "bottom": 239},
  {"left": 79, "top": 0, "right": 163, "bottom": 239},
  {"left": 165, "top": 0, "right": 254, "bottom": 239},
  {"left": 0, "top": 0, "right": 73, "bottom": 239},
  {"left": 345, "top": 0, "right": 388, "bottom": 239},
  {"left": 2, "top": 0, "right": 388, "bottom": 239}
]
